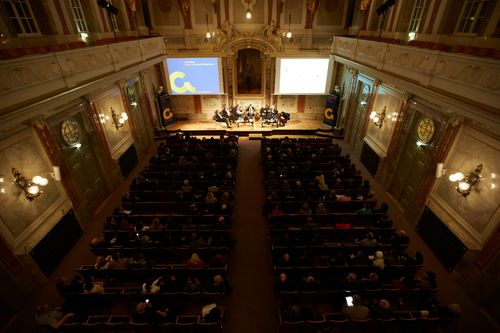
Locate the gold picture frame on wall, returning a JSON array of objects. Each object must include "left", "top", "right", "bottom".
[{"left": 236, "top": 48, "right": 262, "bottom": 96}]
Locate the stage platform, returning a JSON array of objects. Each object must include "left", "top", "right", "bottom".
[{"left": 156, "top": 119, "right": 344, "bottom": 138}]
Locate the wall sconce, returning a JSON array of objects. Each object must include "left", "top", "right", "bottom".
[
  {"left": 12, "top": 168, "right": 48, "bottom": 201},
  {"left": 448, "top": 164, "right": 483, "bottom": 197},
  {"left": 286, "top": 13, "right": 292, "bottom": 39},
  {"left": 244, "top": 0, "right": 254, "bottom": 19},
  {"left": 111, "top": 108, "right": 128, "bottom": 130},
  {"left": 0, "top": 176, "right": 5, "bottom": 194},
  {"left": 369, "top": 106, "right": 386, "bottom": 128},
  {"left": 205, "top": 14, "right": 212, "bottom": 39}
]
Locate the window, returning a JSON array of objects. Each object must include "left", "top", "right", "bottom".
[
  {"left": 408, "top": 0, "right": 427, "bottom": 32},
  {"left": 69, "top": 0, "right": 87, "bottom": 32},
  {"left": 456, "top": 0, "right": 492, "bottom": 34},
  {"left": 2, "top": 0, "right": 40, "bottom": 36}
]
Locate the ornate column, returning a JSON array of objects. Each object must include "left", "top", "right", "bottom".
[
  {"left": 380, "top": 91, "right": 413, "bottom": 172},
  {"left": 359, "top": 78, "right": 381, "bottom": 141},
  {"left": 341, "top": 68, "right": 358, "bottom": 143},
  {"left": 265, "top": 54, "right": 274, "bottom": 105},
  {"left": 415, "top": 115, "right": 462, "bottom": 206},
  {"left": 303, "top": 0, "right": 319, "bottom": 48},
  {"left": 85, "top": 99, "right": 114, "bottom": 167},
  {"left": 117, "top": 80, "right": 141, "bottom": 148},
  {"left": 223, "top": 57, "right": 233, "bottom": 105},
  {"left": 177, "top": 0, "right": 194, "bottom": 48},
  {"left": 139, "top": 70, "right": 157, "bottom": 128}
]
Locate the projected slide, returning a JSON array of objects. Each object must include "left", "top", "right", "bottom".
[
  {"left": 166, "top": 58, "right": 223, "bottom": 95},
  {"left": 275, "top": 58, "right": 332, "bottom": 94}
]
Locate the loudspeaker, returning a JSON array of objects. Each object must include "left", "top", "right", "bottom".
[
  {"left": 376, "top": 0, "right": 396, "bottom": 15},
  {"left": 97, "top": 0, "right": 119, "bottom": 15}
]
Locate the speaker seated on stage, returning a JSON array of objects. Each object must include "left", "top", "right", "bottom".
[
  {"left": 262, "top": 105, "right": 280, "bottom": 126},
  {"left": 222, "top": 105, "right": 232, "bottom": 122},
  {"left": 278, "top": 111, "right": 290, "bottom": 126},
  {"left": 213, "top": 110, "right": 232, "bottom": 128},
  {"left": 230, "top": 104, "right": 243, "bottom": 123},
  {"left": 237, "top": 104, "right": 254, "bottom": 125},
  {"left": 260, "top": 105, "right": 269, "bottom": 119},
  {"left": 246, "top": 104, "right": 256, "bottom": 119}
]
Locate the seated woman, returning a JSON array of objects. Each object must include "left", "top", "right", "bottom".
[{"left": 213, "top": 109, "right": 231, "bottom": 128}]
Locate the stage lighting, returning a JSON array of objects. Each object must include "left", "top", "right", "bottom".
[
  {"left": 376, "top": 0, "right": 395, "bottom": 15},
  {"left": 97, "top": 0, "right": 119, "bottom": 15}
]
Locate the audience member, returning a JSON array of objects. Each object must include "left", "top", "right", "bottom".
[
  {"left": 343, "top": 294, "right": 370, "bottom": 320},
  {"left": 372, "top": 251, "right": 385, "bottom": 270},
  {"left": 35, "top": 304, "right": 75, "bottom": 331},
  {"left": 371, "top": 299, "right": 394, "bottom": 319},
  {"left": 298, "top": 203, "right": 313, "bottom": 215},
  {"left": 416, "top": 271, "right": 437, "bottom": 289},
  {"left": 187, "top": 253, "right": 206, "bottom": 268},
  {"left": 201, "top": 303, "right": 221, "bottom": 322},
  {"left": 131, "top": 301, "right": 155, "bottom": 323},
  {"left": 315, "top": 202, "right": 328, "bottom": 215},
  {"left": 56, "top": 275, "right": 84, "bottom": 294},
  {"left": 184, "top": 276, "right": 201, "bottom": 292},
  {"left": 275, "top": 272, "right": 295, "bottom": 292}
]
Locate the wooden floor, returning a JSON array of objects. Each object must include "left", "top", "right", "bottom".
[{"left": 161, "top": 119, "right": 337, "bottom": 136}]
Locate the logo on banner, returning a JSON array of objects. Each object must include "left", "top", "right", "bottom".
[
  {"left": 169, "top": 71, "right": 197, "bottom": 94},
  {"left": 162, "top": 107, "right": 173, "bottom": 120},
  {"left": 324, "top": 107, "right": 334, "bottom": 121}
]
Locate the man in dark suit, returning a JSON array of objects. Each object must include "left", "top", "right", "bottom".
[{"left": 214, "top": 110, "right": 231, "bottom": 128}]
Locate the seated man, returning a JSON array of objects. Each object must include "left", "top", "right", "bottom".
[
  {"left": 262, "top": 105, "right": 280, "bottom": 127},
  {"left": 230, "top": 104, "right": 243, "bottom": 123},
  {"left": 213, "top": 109, "right": 231, "bottom": 128},
  {"left": 246, "top": 104, "right": 256, "bottom": 119},
  {"left": 221, "top": 105, "right": 232, "bottom": 122},
  {"left": 260, "top": 105, "right": 269, "bottom": 119},
  {"left": 238, "top": 104, "right": 255, "bottom": 127}
]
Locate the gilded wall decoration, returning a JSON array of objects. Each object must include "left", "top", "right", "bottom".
[
  {"left": 430, "top": 126, "right": 500, "bottom": 248},
  {"left": 365, "top": 86, "right": 402, "bottom": 157},
  {"left": 94, "top": 87, "right": 134, "bottom": 159},
  {"left": 0, "top": 130, "right": 69, "bottom": 253}
]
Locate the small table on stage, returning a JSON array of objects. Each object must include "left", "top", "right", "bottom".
[
  {"left": 262, "top": 117, "right": 280, "bottom": 128},
  {"left": 236, "top": 117, "right": 255, "bottom": 128}
]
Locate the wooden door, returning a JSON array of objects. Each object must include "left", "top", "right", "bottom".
[{"left": 390, "top": 113, "right": 436, "bottom": 213}]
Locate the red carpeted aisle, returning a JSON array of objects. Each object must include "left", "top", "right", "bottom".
[{"left": 224, "top": 138, "right": 278, "bottom": 333}]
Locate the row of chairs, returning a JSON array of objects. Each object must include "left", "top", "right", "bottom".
[
  {"left": 62, "top": 313, "right": 224, "bottom": 332},
  {"left": 67, "top": 136, "right": 237, "bottom": 332},
  {"left": 278, "top": 310, "right": 458, "bottom": 333}
]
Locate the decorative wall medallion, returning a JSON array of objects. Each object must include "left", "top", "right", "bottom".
[
  {"left": 360, "top": 84, "right": 370, "bottom": 105},
  {"left": 61, "top": 119, "right": 81, "bottom": 146},
  {"left": 417, "top": 117, "right": 435, "bottom": 143}
]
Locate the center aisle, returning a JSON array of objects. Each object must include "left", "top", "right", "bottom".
[{"left": 225, "top": 139, "right": 277, "bottom": 333}]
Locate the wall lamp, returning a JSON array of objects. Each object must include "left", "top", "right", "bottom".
[
  {"left": 369, "top": 106, "right": 386, "bottom": 128},
  {"left": 448, "top": 164, "right": 483, "bottom": 197},
  {"left": 286, "top": 13, "right": 292, "bottom": 39},
  {"left": 244, "top": 0, "right": 253, "bottom": 19},
  {"left": 111, "top": 108, "right": 128, "bottom": 130},
  {"left": 12, "top": 168, "right": 48, "bottom": 201}
]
